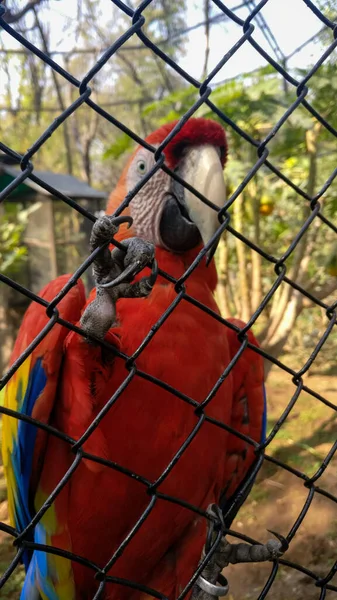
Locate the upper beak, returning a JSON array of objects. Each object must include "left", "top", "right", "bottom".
[{"left": 178, "top": 144, "right": 226, "bottom": 252}]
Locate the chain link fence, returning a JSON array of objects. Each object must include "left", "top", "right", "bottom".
[{"left": 0, "top": 1, "right": 337, "bottom": 598}]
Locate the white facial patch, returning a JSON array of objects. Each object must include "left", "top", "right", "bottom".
[{"left": 126, "top": 147, "right": 171, "bottom": 246}]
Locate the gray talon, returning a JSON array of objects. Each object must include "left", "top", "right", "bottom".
[
  {"left": 191, "top": 504, "right": 286, "bottom": 600},
  {"left": 80, "top": 216, "right": 156, "bottom": 343},
  {"left": 91, "top": 215, "right": 119, "bottom": 244}
]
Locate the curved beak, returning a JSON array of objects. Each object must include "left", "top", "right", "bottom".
[{"left": 178, "top": 144, "right": 226, "bottom": 251}]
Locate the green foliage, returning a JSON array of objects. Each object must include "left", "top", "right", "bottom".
[
  {"left": 0, "top": 202, "right": 43, "bottom": 277},
  {"left": 1, "top": 1, "right": 337, "bottom": 360},
  {"left": 143, "top": 59, "right": 337, "bottom": 359},
  {"left": 0, "top": 207, "right": 28, "bottom": 276},
  {"left": 0, "top": 0, "right": 187, "bottom": 188},
  {"left": 142, "top": 86, "right": 198, "bottom": 124},
  {"left": 103, "top": 133, "right": 134, "bottom": 160}
]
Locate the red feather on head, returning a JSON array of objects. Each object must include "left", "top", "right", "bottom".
[{"left": 146, "top": 117, "right": 228, "bottom": 169}]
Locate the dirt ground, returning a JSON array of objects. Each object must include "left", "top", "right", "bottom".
[
  {"left": 227, "top": 368, "right": 337, "bottom": 600},
  {"left": 0, "top": 367, "right": 336, "bottom": 599}
]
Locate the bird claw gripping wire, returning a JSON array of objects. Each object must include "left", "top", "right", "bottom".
[
  {"left": 191, "top": 504, "right": 288, "bottom": 599},
  {"left": 80, "top": 215, "right": 157, "bottom": 342}
]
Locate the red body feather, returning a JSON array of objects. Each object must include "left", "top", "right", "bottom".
[
  {"left": 37, "top": 248, "right": 264, "bottom": 600},
  {"left": 43, "top": 249, "right": 232, "bottom": 599},
  {"left": 3, "top": 119, "right": 265, "bottom": 600}
]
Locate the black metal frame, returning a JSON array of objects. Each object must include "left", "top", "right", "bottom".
[{"left": 0, "top": 1, "right": 337, "bottom": 598}]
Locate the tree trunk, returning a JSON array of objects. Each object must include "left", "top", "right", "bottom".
[
  {"left": 202, "top": 0, "right": 211, "bottom": 79},
  {"left": 263, "top": 291, "right": 303, "bottom": 376},
  {"left": 250, "top": 178, "right": 262, "bottom": 312},
  {"left": 233, "top": 193, "right": 251, "bottom": 322},
  {"left": 2, "top": 0, "right": 45, "bottom": 24},
  {"left": 215, "top": 236, "right": 231, "bottom": 317},
  {"left": 33, "top": 8, "right": 73, "bottom": 174},
  {"left": 260, "top": 123, "right": 321, "bottom": 373}
]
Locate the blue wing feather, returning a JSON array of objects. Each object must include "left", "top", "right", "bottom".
[
  {"left": 9, "top": 358, "right": 48, "bottom": 569},
  {"left": 18, "top": 359, "right": 47, "bottom": 516},
  {"left": 2, "top": 275, "right": 85, "bottom": 599}
]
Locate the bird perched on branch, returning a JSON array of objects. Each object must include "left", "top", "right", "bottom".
[{"left": 2, "top": 118, "right": 280, "bottom": 600}]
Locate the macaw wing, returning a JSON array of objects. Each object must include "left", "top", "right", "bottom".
[
  {"left": 220, "top": 318, "right": 266, "bottom": 526},
  {"left": 1, "top": 275, "right": 86, "bottom": 568}
]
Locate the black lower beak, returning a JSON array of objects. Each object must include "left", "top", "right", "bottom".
[{"left": 159, "top": 191, "right": 201, "bottom": 253}]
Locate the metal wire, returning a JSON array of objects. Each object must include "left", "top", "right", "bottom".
[{"left": 0, "top": 1, "right": 337, "bottom": 598}]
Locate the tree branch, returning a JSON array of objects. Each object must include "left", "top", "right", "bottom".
[
  {"left": 303, "top": 279, "right": 337, "bottom": 307},
  {"left": 33, "top": 7, "right": 73, "bottom": 174},
  {"left": 265, "top": 122, "right": 321, "bottom": 344},
  {"left": 215, "top": 235, "right": 231, "bottom": 317},
  {"left": 1, "top": 0, "right": 45, "bottom": 23},
  {"left": 234, "top": 193, "right": 251, "bottom": 321},
  {"left": 202, "top": 0, "right": 211, "bottom": 79}
]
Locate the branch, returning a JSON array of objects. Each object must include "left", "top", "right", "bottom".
[
  {"left": 0, "top": 97, "right": 155, "bottom": 113},
  {"left": 202, "top": 0, "right": 211, "bottom": 79},
  {"left": 116, "top": 52, "right": 149, "bottom": 136},
  {"left": 153, "top": 53, "right": 174, "bottom": 93},
  {"left": 303, "top": 279, "right": 337, "bottom": 307},
  {"left": 33, "top": 7, "right": 73, "bottom": 174},
  {"left": 233, "top": 193, "right": 251, "bottom": 321},
  {"left": 1, "top": 0, "right": 45, "bottom": 23},
  {"left": 248, "top": 149, "right": 262, "bottom": 312},
  {"left": 215, "top": 236, "right": 231, "bottom": 316},
  {"left": 266, "top": 123, "right": 321, "bottom": 342}
]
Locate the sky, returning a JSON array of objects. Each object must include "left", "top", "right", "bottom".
[
  {"left": 0, "top": 0, "right": 333, "bottom": 104},
  {"left": 181, "top": 0, "right": 329, "bottom": 81}
]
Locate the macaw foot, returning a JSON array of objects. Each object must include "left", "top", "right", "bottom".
[
  {"left": 80, "top": 215, "right": 157, "bottom": 342},
  {"left": 191, "top": 504, "right": 288, "bottom": 599}
]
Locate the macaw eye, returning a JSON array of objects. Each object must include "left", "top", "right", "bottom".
[{"left": 136, "top": 160, "right": 147, "bottom": 175}]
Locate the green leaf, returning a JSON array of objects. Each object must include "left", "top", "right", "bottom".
[{"left": 103, "top": 134, "right": 134, "bottom": 160}]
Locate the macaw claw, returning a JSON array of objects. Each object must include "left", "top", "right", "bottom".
[
  {"left": 80, "top": 215, "right": 157, "bottom": 343},
  {"left": 99, "top": 239, "right": 157, "bottom": 291},
  {"left": 192, "top": 505, "right": 288, "bottom": 599},
  {"left": 267, "top": 529, "right": 289, "bottom": 553},
  {"left": 90, "top": 214, "right": 133, "bottom": 247}
]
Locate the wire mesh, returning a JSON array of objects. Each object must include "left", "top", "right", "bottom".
[{"left": 0, "top": 1, "right": 337, "bottom": 599}]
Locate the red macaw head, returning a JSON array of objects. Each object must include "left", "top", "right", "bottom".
[{"left": 106, "top": 118, "right": 227, "bottom": 255}]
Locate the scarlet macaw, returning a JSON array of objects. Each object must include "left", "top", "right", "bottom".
[{"left": 2, "top": 118, "right": 267, "bottom": 600}]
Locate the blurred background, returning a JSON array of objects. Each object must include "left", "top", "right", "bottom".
[{"left": 0, "top": 1, "right": 337, "bottom": 598}]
